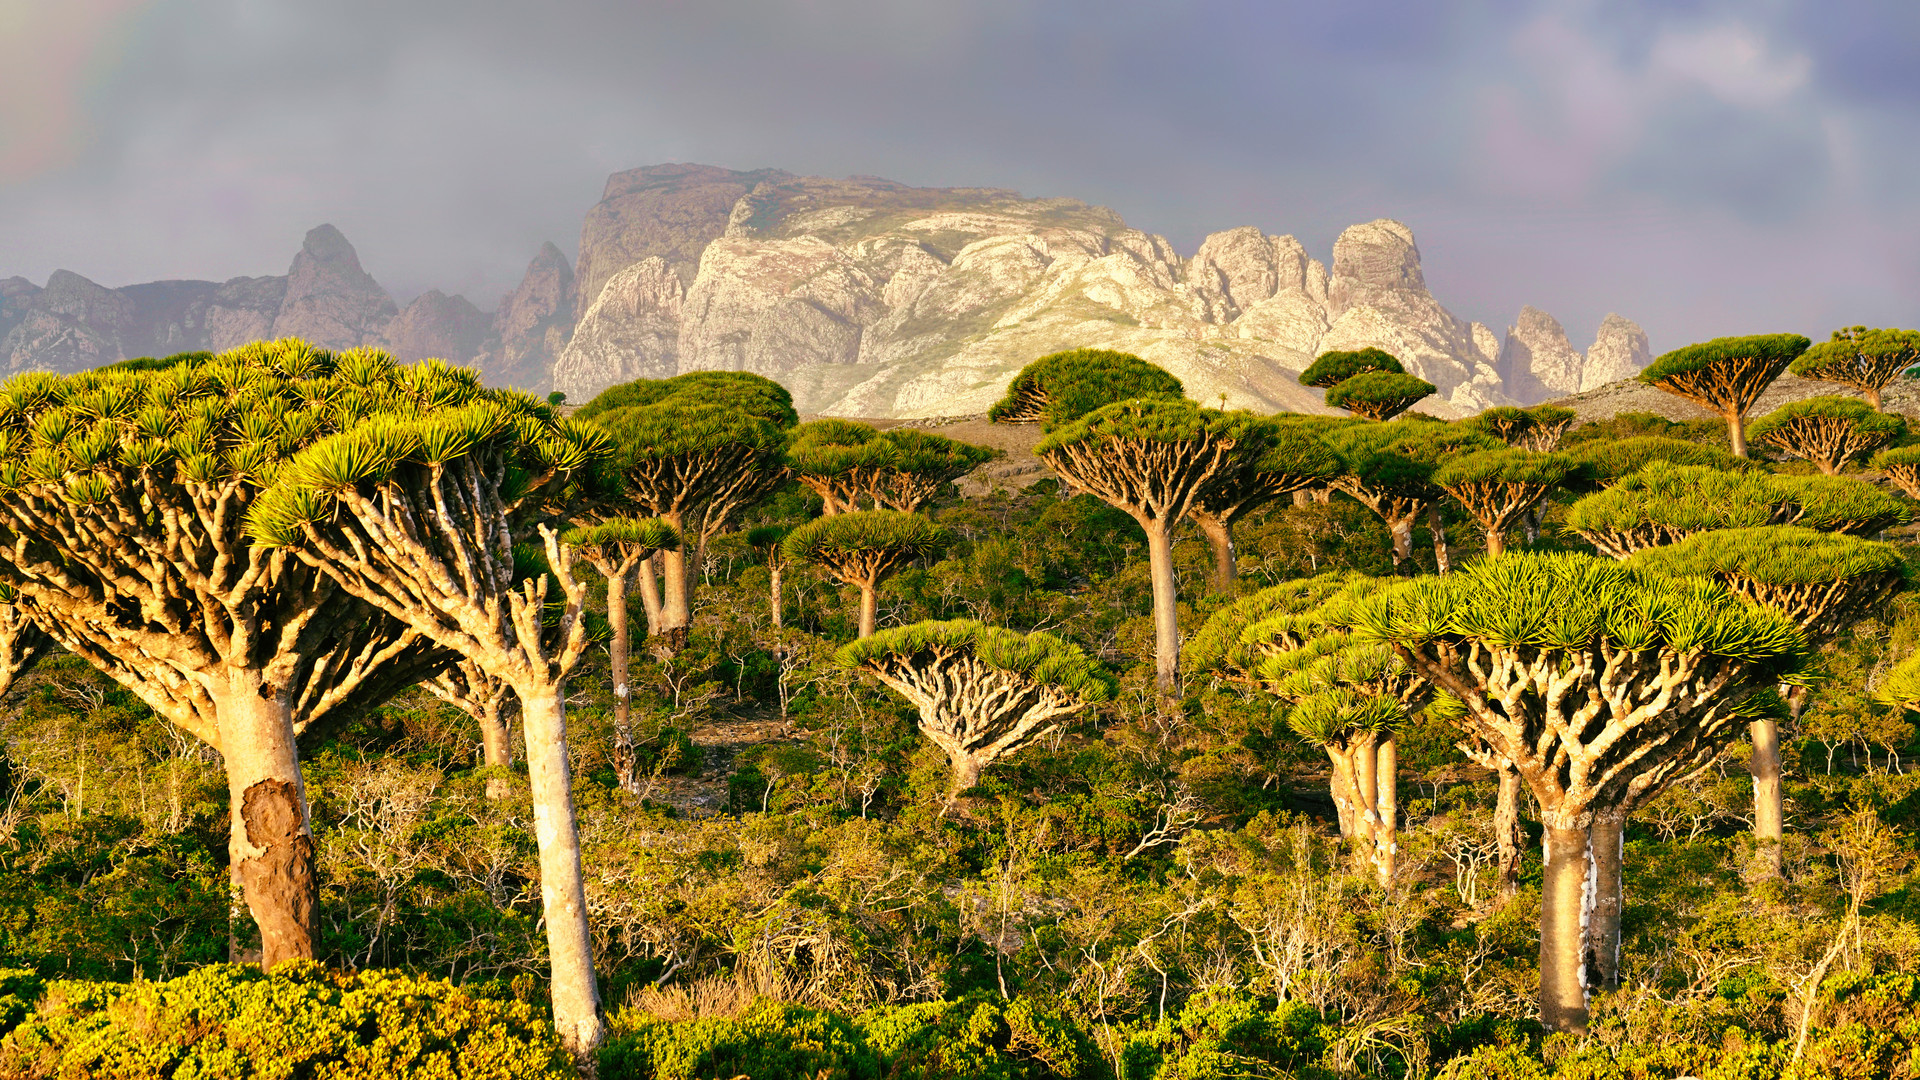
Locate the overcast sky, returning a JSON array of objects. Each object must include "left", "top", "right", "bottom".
[{"left": 2, "top": 0, "right": 1916, "bottom": 352}]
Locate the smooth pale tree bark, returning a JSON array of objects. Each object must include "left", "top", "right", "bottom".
[
  {"left": 1193, "top": 512, "right": 1238, "bottom": 591},
  {"left": 1751, "top": 718, "right": 1785, "bottom": 875},
  {"left": 216, "top": 670, "right": 315, "bottom": 967},
  {"left": 636, "top": 554, "right": 664, "bottom": 637},
  {"left": 1585, "top": 808, "right": 1627, "bottom": 992},
  {"left": 1428, "top": 507, "right": 1452, "bottom": 574},
  {"left": 1143, "top": 521, "right": 1181, "bottom": 688},
  {"left": 1375, "top": 734, "right": 1399, "bottom": 883},
  {"left": 425, "top": 657, "right": 518, "bottom": 799},
  {"left": 1539, "top": 822, "right": 1592, "bottom": 1033},
  {"left": 569, "top": 520, "right": 679, "bottom": 794},
  {"left": 1495, "top": 764, "right": 1525, "bottom": 898}
]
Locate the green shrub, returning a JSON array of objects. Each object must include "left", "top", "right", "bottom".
[
  {"left": 861, "top": 994, "right": 1103, "bottom": 1080},
  {"left": 0, "top": 961, "right": 568, "bottom": 1079},
  {"left": 1122, "top": 994, "right": 1331, "bottom": 1080},
  {"left": 602, "top": 1000, "right": 879, "bottom": 1080}
]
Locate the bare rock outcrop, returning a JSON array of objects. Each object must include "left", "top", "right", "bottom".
[
  {"left": 270, "top": 224, "right": 397, "bottom": 349},
  {"left": 575, "top": 164, "right": 790, "bottom": 314},
  {"left": 203, "top": 276, "right": 289, "bottom": 352},
  {"left": 477, "top": 242, "right": 576, "bottom": 390},
  {"left": 384, "top": 290, "right": 491, "bottom": 365},
  {"left": 1498, "top": 306, "right": 1585, "bottom": 400},
  {"left": 1582, "top": 313, "right": 1651, "bottom": 390},
  {"left": 553, "top": 257, "right": 683, "bottom": 396}
]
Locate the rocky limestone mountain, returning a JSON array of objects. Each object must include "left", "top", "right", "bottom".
[
  {"left": 270, "top": 225, "right": 398, "bottom": 349},
  {"left": 554, "top": 168, "right": 1649, "bottom": 417},
  {"left": 1582, "top": 314, "right": 1652, "bottom": 391},
  {"left": 383, "top": 290, "right": 491, "bottom": 365},
  {"left": 473, "top": 242, "right": 577, "bottom": 390}
]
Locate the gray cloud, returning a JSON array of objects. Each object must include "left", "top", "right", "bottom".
[{"left": 0, "top": 0, "right": 1914, "bottom": 353}]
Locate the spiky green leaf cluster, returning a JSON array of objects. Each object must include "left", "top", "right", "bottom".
[
  {"left": 1298, "top": 348, "right": 1405, "bottom": 389},
  {"left": 1640, "top": 334, "right": 1811, "bottom": 386},
  {"left": 881, "top": 428, "right": 999, "bottom": 478},
  {"left": 1770, "top": 473, "right": 1912, "bottom": 534},
  {"left": 593, "top": 402, "right": 785, "bottom": 469},
  {"left": 1565, "top": 461, "right": 1909, "bottom": 540},
  {"left": 0, "top": 339, "right": 545, "bottom": 512},
  {"left": 1871, "top": 443, "right": 1920, "bottom": 473},
  {"left": 782, "top": 509, "right": 951, "bottom": 564},
  {"left": 1467, "top": 405, "right": 1577, "bottom": 448},
  {"left": 1431, "top": 448, "right": 1571, "bottom": 490},
  {"left": 1322, "top": 420, "right": 1500, "bottom": 492},
  {"left": 1035, "top": 398, "right": 1267, "bottom": 456},
  {"left": 1790, "top": 327, "right": 1920, "bottom": 387},
  {"left": 1184, "top": 572, "right": 1365, "bottom": 675},
  {"left": 1323, "top": 372, "right": 1437, "bottom": 421},
  {"left": 989, "top": 349, "right": 1184, "bottom": 429},
  {"left": 574, "top": 371, "right": 798, "bottom": 428},
  {"left": 1627, "top": 525, "right": 1906, "bottom": 589},
  {"left": 562, "top": 517, "right": 681, "bottom": 553},
  {"left": 784, "top": 418, "right": 892, "bottom": 478},
  {"left": 1352, "top": 552, "right": 1809, "bottom": 676},
  {"left": 1566, "top": 435, "right": 1753, "bottom": 488},
  {"left": 837, "top": 618, "right": 1116, "bottom": 703},
  {"left": 1747, "top": 395, "right": 1907, "bottom": 462},
  {"left": 1874, "top": 651, "right": 1920, "bottom": 712}
]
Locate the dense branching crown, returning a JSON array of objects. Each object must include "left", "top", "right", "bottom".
[
  {"left": 988, "top": 349, "right": 1184, "bottom": 429},
  {"left": 561, "top": 517, "right": 681, "bottom": 553},
  {"left": 1298, "top": 348, "right": 1405, "bottom": 389},
  {"left": 1747, "top": 395, "right": 1907, "bottom": 471},
  {"left": 1322, "top": 420, "right": 1496, "bottom": 492},
  {"left": 1639, "top": 334, "right": 1811, "bottom": 404},
  {"left": 1789, "top": 326, "right": 1920, "bottom": 400},
  {"left": 1354, "top": 552, "right": 1809, "bottom": 678},
  {"left": 574, "top": 371, "right": 798, "bottom": 428},
  {"left": 1875, "top": 651, "right": 1920, "bottom": 712},
  {"left": 1566, "top": 435, "right": 1752, "bottom": 489},
  {"left": 1323, "top": 372, "right": 1437, "bottom": 422},
  {"left": 1871, "top": 443, "right": 1920, "bottom": 498},
  {"left": 1627, "top": 525, "right": 1907, "bottom": 640},
  {"left": 1431, "top": 448, "right": 1571, "bottom": 492},
  {"left": 782, "top": 509, "right": 951, "bottom": 567},
  {"left": 1036, "top": 398, "right": 1266, "bottom": 457},
  {"left": 837, "top": 619, "right": 1116, "bottom": 703},
  {"left": 1184, "top": 572, "right": 1367, "bottom": 676},
  {"left": 1468, "top": 405, "right": 1578, "bottom": 451},
  {"left": 1564, "top": 460, "right": 1909, "bottom": 558}
]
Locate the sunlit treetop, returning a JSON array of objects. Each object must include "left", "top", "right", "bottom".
[
  {"left": 1789, "top": 326, "right": 1920, "bottom": 408},
  {"left": 1746, "top": 395, "right": 1907, "bottom": 473},
  {"left": 1565, "top": 435, "right": 1754, "bottom": 489},
  {"left": 1627, "top": 525, "right": 1907, "bottom": 641},
  {"left": 1323, "top": 371, "right": 1437, "bottom": 421},
  {"left": 1468, "top": 405, "right": 1578, "bottom": 451},
  {"left": 837, "top": 618, "right": 1116, "bottom": 704},
  {"left": 574, "top": 370, "right": 798, "bottom": 428},
  {"left": 988, "top": 349, "right": 1184, "bottom": 429},
  {"left": 1298, "top": 348, "right": 1405, "bottom": 390}
]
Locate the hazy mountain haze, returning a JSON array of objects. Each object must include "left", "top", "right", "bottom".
[{"left": 2, "top": 0, "right": 1917, "bottom": 355}]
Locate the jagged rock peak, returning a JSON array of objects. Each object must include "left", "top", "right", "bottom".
[
  {"left": 1327, "top": 219, "right": 1424, "bottom": 317},
  {"left": 384, "top": 290, "right": 490, "bottom": 365},
  {"left": 478, "top": 241, "right": 576, "bottom": 390},
  {"left": 1500, "top": 305, "right": 1584, "bottom": 399},
  {"left": 1583, "top": 313, "right": 1651, "bottom": 391},
  {"left": 270, "top": 224, "right": 397, "bottom": 350}
]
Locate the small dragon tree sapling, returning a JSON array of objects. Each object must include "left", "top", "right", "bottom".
[
  {"left": 1789, "top": 326, "right": 1920, "bottom": 411},
  {"left": 838, "top": 619, "right": 1114, "bottom": 799},
  {"left": 1189, "top": 416, "right": 1340, "bottom": 590},
  {"left": 247, "top": 398, "right": 613, "bottom": 1058},
  {"left": 989, "top": 348, "right": 1184, "bottom": 428},
  {"left": 1631, "top": 526, "right": 1908, "bottom": 876},
  {"left": 1357, "top": 553, "right": 1811, "bottom": 1032},
  {"left": 1748, "top": 396, "right": 1907, "bottom": 475},
  {"left": 1431, "top": 448, "right": 1571, "bottom": 557},
  {"left": 784, "top": 510, "right": 950, "bottom": 639},
  {"left": 1036, "top": 399, "right": 1276, "bottom": 693},
  {"left": 1564, "top": 461, "right": 1910, "bottom": 559},
  {"left": 1872, "top": 444, "right": 1920, "bottom": 499},
  {"left": 0, "top": 344, "right": 458, "bottom": 969},
  {"left": 1638, "top": 333, "right": 1811, "bottom": 457},
  {"left": 563, "top": 517, "right": 682, "bottom": 794},
  {"left": 1324, "top": 371, "right": 1438, "bottom": 421}
]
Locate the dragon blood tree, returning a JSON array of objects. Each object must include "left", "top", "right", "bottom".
[
  {"left": 1324, "top": 420, "right": 1500, "bottom": 574},
  {"left": 838, "top": 619, "right": 1114, "bottom": 798},
  {"left": 564, "top": 517, "right": 681, "bottom": 794},
  {"left": 1357, "top": 553, "right": 1810, "bottom": 1032},
  {"left": 1789, "top": 326, "right": 1920, "bottom": 410},
  {"left": 1323, "top": 371, "right": 1437, "bottom": 421},
  {"left": 0, "top": 344, "right": 457, "bottom": 968},
  {"left": 1431, "top": 448, "right": 1571, "bottom": 557},
  {"left": 1297, "top": 347, "right": 1405, "bottom": 391},
  {"left": 1748, "top": 395, "right": 1907, "bottom": 475},
  {"left": 989, "top": 348, "right": 1183, "bottom": 428},
  {"left": 424, "top": 657, "right": 517, "bottom": 799},
  {"left": 1468, "top": 404, "right": 1578, "bottom": 452},
  {"left": 1189, "top": 416, "right": 1340, "bottom": 590},
  {"left": 746, "top": 526, "right": 790, "bottom": 631},
  {"left": 1563, "top": 461, "right": 1910, "bottom": 559},
  {"left": 586, "top": 384, "right": 789, "bottom": 635},
  {"left": 785, "top": 419, "right": 894, "bottom": 514},
  {"left": 248, "top": 398, "right": 613, "bottom": 1057},
  {"left": 868, "top": 429, "right": 999, "bottom": 512},
  {"left": 0, "top": 587, "right": 50, "bottom": 699},
  {"left": 784, "top": 510, "right": 950, "bottom": 639},
  {"left": 1564, "top": 435, "right": 1752, "bottom": 489},
  {"left": 1631, "top": 526, "right": 1908, "bottom": 875},
  {"left": 1638, "top": 333, "right": 1811, "bottom": 457},
  {"left": 1037, "top": 399, "right": 1277, "bottom": 692},
  {"left": 1873, "top": 444, "right": 1920, "bottom": 499}
]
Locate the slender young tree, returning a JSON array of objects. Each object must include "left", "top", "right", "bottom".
[
  {"left": 1565, "top": 461, "right": 1909, "bottom": 558},
  {"left": 1324, "top": 422, "right": 1500, "bottom": 574},
  {"left": 785, "top": 419, "right": 894, "bottom": 514},
  {"left": 1037, "top": 399, "right": 1276, "bottom": 693},
  {"left": 1748, "top": 396, "right": 1907, "bottom": 475},
  {"left": 1468, "top": 404, "right": 1578, "bottom": 452},
  {"left": 248, "top": 398, "right": 613, "bottom": 1059},
  {"left": 784, "top": 510, "right": 950, "bottom": 639},
  {"left": 1630, "top": 526, "right": 1907, "bottom": 876},
  {"left": 424, "top": 656, "right": 517, "bottom": 799},
  {"left": 1873, "top": 443, "right": 1920, "bottom": 499},
  {"left": 839, "top": 619, "right": 1114, "bottom": 798},
  {"left": 1431, "top": 449, "right": 1571, "bottom": 557},
  {"left": 1638, "top": 333, "right": 1811, "bottom": 457},
  {"left": 1189, "top": 417, "right": 1340, "bottom": 590},
  {"left": 745, "top": 525, "right": 789, "bottom": 631},
  {"left": 0, "top": 344, "right": 454, "bottom": 969},
  {"left": 564, "top": 517, "right": 682, "bottom": 794},
  {"left": 1297, "top": 347, "right": 1406, "bottom": 389},
  {"left": 1324, "top": 372, "right": 1437, "bottom": 421},
  {"left": 1358, "top": 553, "right": 1810, "bottom": 1033},
  {"left": 989, "top": 348, "right": 1184, "bottom": 428},
  {"left": 1789, "top": 326, "right": 1920, "bottom": 410}
]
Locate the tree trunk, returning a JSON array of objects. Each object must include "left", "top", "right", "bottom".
[
  {"left": 1327, "top": 746, "right": 1356, "bottom": 839},
  {"left": 1539, "top": 820, "right": 1592, "bottom": 1034},
  {"left": 1585, "top": 808, "right": 1625, "bottom": 992},
  {"left": 1817, "top": 457, "right": 1841, "bottom": 476},
  {"left": 1292, "top": 489, "right": 1312, "bottom": 508},
  {"left": 1388, "top": 513, "right": 1416, "bottom": 576},
  {"left": 659, "top": 512, "right": 692, "bottom": 632},
  {"left": 948, "top": 753, "right": 984, "bottom": 799},
  {"left": 1751, "top": 717, "right": 1784, "bottom": 877},
  {"left": 1354, "top": 733, "right": 1380, "bottom": 874},
  {"left": 1495, "top": 762, "right": 1524, "bottom": 899},
  {"left": 769, "top": 561, "right": 784, "bottom": 631},
  {"left": 1525, "top": 506, "right": 1542, "bottom": 545},
  {"left": 216, "top": 671, "right": 317, "bottom": 970},
  {"left": 1727, "top": 408, "right": 1749, "bottom": 458},
  {"left": 1194, "top": 511, "right": 1237, "bottom": 591},
  {"left": 478, "top": 694, "right": 514, "bottom": 800},
  {"left": 1868, "top": 386, "right": 1884, "bottom": 411},
  {"left": 607, "top": 564, "right": 638, "bottom": 795},
  {"left": 857, "top": 581, "right": 879, "bottom": 639},
  {"left": 1144, "top": 519, "right": 1180, "bottom": 696},
  {"left": 1375, "top": 733, "right": 1398, "bottom": 885},
  {"left": 1428, "top": 506, "right": 1451, "bottom": 574},
  {"left": 635, "top": 553, "right": 664, "bottom": 638},
  {"left": 515, "top": 684, "right": 605, "bottom": 1059},
  {"left": 1484, "top": 526, "right": 1507, "bottom": 558}
]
